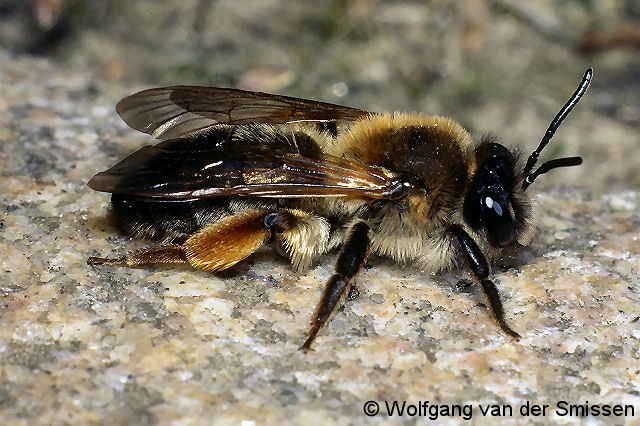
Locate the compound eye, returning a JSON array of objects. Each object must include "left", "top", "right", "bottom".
[{"left": 483, "top": 196, "right": 515, "bottom": 247}]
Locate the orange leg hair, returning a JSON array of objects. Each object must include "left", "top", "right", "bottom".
[{"left": 89, "top": 209, "right": 302, "bottom": 271}]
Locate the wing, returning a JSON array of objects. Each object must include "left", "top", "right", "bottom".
[
  {"left": 88, "top": 137, "right": 403, "bottom": 201},
  {"left": 116, "top": 86, "right": 371, "bottom": 140}
]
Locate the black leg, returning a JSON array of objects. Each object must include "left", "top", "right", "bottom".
[
  {"left": 301, "top": 222, "right": 370, "bottom": 350},
  {"left": 449, "top": 225, "right": 521, "bottom": 339}
]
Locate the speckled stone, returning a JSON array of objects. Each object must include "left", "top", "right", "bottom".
[{"left": 1, "top": 44, "right": 639, "bottom": 425}]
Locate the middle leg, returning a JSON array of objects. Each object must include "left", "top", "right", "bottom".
[{"left": 301, "top": 221, "right": 370, "bottom": 350}]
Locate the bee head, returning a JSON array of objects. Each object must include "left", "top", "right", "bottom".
[
  {"left": 463, "top": 141, "right": 524, "bottom": 248},
  {"left": 463, "top": 68, "right": 592, "bottom": 249}
]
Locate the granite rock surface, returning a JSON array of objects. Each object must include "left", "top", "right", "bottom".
[{"left": 1, "top": 2, "right": 639, "bottom": 424}]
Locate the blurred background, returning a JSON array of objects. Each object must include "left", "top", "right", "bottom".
[{"left": 1, "top": 0, "right": 639, "bottom": 192}]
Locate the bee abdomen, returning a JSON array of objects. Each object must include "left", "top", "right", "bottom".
[{"left": 110, "top": 195, "right": 229, "bottom": 242}]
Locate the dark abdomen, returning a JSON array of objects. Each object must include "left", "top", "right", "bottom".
[{"left": 110, "top": 125, "right": 322, "bottom": 242}]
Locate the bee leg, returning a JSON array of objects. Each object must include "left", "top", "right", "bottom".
[
  {"left": 88, "top": 245, "right": 187, "bottom": 266},
  {"left": 88, "top": 209, "right": 297, "bottom": 271},
  {"left": 449, "top": 225, "right": 521, "bottom": 339},
  {"left": 181, "top": 209, "right": 278, "bottom": 271},
  {"left": 275, "top": 210, "right": 330, "bottom": 271},
  {"left": 301, "top": 221, "right": 370, "bottom": 351},
  {"left": 180, "top": 208, "right": 310, "bottom": 271}
]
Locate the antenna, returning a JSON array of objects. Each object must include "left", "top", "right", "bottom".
[{"left": 522, "top": 68, "right": 592, "bottom": 190}]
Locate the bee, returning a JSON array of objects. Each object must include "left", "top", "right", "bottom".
[{"left": 88, "top": 69, "right": 592, "bottom": 350}]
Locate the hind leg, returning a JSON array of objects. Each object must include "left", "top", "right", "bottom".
[
  {"left": 89, "top": 209, "right": 327, "bottom": 272},
  {"left": 88, "top": 244, "right": 188, "bottom": 267}
]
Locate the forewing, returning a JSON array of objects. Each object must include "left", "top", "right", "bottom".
[
  {"left": 116, "top": 86, "right": 371, "bottom": 140},
  {"left": 88, "top": 143, "right": 401, "bottom": 201}
]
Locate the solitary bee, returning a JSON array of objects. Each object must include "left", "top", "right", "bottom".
[{"left": 88, "top": 69, "right": 592, "bottom": 350}]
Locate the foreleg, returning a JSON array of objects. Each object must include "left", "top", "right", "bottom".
[{"left": 449, "top": 224, "right": 521, "bottom": 339}]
